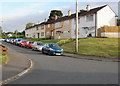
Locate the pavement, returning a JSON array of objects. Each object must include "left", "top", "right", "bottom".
[
  {"left": 1, "top": 44, "right": 31, "bottom": 84},
  {"left": 64, "top": 53, "right": 120, "bottom": 62},
  {"left": 2, "top": 42, "right": 119, "bottom": 84}
]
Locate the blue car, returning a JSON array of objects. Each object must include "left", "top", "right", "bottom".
[
  {"left": 16, "top": 38, "right": 23, "bottom": 45},
  {"left": 42, "top": 43, "right": 64, "bottom": 55}
]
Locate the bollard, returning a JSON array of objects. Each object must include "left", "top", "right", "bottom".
[{"left": 1, "top": 45, "right": 8, "bottom": 55}]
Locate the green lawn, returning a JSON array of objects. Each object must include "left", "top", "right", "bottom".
[
  {"left": 0, "top": 54, "right": 9, "bottom": 65},
  {"left": 61, "top": 38, "right": 119, "bottom": 58}
]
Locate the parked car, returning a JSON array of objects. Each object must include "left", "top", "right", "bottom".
[
  {"left": 42, "top": 43, "right": 64, "bottom": 55},
  {"left": 10, "top": 39, "right": 14, "bottom": 43},
  {"left": 0, "top": 38, "right": 5, "bottom": 42},
  {"left": 32, "top": 42, "right": 44, "bottom": 51},
  {"left": 19, "top": 40, "right": 27, "bottom": 47},
  {"left": 26, "top": 41, "right": 34, "bottom": 48},
  {"left": 13, "top": 39, "right": 17, "bottom": 45},
  {"left": 16, "top": 38, "right": 23, "bottom": 45}
]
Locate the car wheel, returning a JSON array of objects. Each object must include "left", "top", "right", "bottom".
[
  {"left": 48, "top": 50, "right": 51, "bottom": 55},
  {"left": 32, "top": 48, "right": 34, "bottom": 51},
  {"left": 42, "top": 49, "right": 44, "bottom": 54}
]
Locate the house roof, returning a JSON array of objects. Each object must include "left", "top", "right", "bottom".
[
  {"left": 46, "top": 5, "right": 107, "bottom": 24},
  {"left": 26, "top": 5, "right": 107, "bottom": 30}
]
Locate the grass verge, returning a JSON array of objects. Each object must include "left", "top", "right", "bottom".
[
  {"left": 0, "top": 55, "right": 9, "bottom": 65},
  {"left": 61, "top": 38, "right": 119, "bottom": 58}
]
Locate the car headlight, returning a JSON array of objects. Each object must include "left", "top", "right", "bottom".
[
  {"left": 61, "top": 49, "right": 63, "bottom": 51},
  {"left": 49, "top": 48, "right": 54, "bottom": 51}
]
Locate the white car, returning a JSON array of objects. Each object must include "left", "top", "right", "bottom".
[
  {"left": 32, "top": 42, "right": 44, "bottom": 51},
  {"left": 0, "top": 38, "right": 5, "bottom": 42}
]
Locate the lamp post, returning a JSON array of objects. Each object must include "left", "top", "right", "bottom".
[{"left": 76, "top": 0, "right": 79, "bottom": 52}]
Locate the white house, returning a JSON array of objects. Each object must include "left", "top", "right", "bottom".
[
  {"left": 118, "top": 1, "right": 120, "bottom": 19},
  {"left": 25, "top": 25, "right": 36, "bottom": 38},
  {"left": 25, "top": 5, "right": 116, "bottom": 39},
  {"left": 71, "top": 5, "right": 116, "bottom": 38}
]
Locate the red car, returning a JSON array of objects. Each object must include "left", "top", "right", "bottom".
[
  {"left": 13, "top": 39, "right": 17, "bottom": 45},
  {"left": 26, "top": 41, "right": 34, "bottom": 48},
  {"left": 19, "top": 40, "right": 27, "bottom": 47}
]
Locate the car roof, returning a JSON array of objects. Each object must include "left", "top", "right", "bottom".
[{"left": 47, "top": 43, "right": 56, "bottom": 44}]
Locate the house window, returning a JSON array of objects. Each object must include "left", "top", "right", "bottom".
[
  {"left": 86, "top": 15, "right": 93, "bottom": 22},
  {"left": 41, "top": 25, "right": 44, "bottom": 29},
  {"left": 36, "top": 26, "right": 39, "bottom": 30},
  {"left": 63, "top": 20, "right": 69, "bottom": 26},
  {"left": 41, "top": 32, "right": 44, "bottom": 36},
  {"left": 63, "top": 30, "right": 69, "bottom": 34},
  {"left": 46, "top": 24, "right": 50, "bottom": 28},
  {"left": 46, "top": 31, "right": 50, "bottom": 35},
  {"left": 55, "top": 22, "right": 60, "bottom": 28},
  {"left": 48, "top": 24, "right": 50, "bottom": 28}
]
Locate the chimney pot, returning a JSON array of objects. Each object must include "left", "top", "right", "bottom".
[
  {"left": 86, "top": 4, "right": 90, "bottom": 11},
  {"left": 68, "top": 10, "right": 71, "bottom": 16}
]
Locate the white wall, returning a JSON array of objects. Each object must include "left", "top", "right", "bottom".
[
  {"left": 97, "top": 5, "right": 116, "bottom": 28},
  {"left": 25, "top": 27, "right": 36, "bottom": 38},
  {"left": 101, "top": 32, "right": 120, "bottom": 38},
  {"left": 118, "top": 1, "right": 120, "bottom": 19}
]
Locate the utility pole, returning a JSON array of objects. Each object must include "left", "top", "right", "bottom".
[{"left": 76, "top": 0, "right": 79, "bottom": 52}]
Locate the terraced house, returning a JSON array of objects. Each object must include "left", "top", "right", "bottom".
[
  {"left": 25, "top": 5, "right": 116, "bottom": 39},
  {"left": 36, "top": 22, "right": 46, "bottom": 38},
  {"left": 25, "top": 25, "right": 36, "bottom": 38}
]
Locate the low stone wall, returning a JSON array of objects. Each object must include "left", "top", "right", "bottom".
[{"left": 98, "top": 26, "right": 120, "bottom": 38}]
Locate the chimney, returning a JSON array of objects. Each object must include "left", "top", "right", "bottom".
[
  {"left": 54, "top": 15, "right": 58, "bottom": 20},
  {"left": 86, "top": 4, "right": 90, "bottom": 11},
  {"left": 68, "top": 10, "right": 71, "bottom": 16}
]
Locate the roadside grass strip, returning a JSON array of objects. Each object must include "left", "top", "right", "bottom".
[{"left": 0, "top": 55, "right": 9, "bottom": 65}]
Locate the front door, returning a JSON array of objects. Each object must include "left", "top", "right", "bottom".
[
  {"left": 58, "top": 33, "right": 61, "bottom": 39},
  {"left": 37, "top": 33, "right": 40, "bottom": 38}
]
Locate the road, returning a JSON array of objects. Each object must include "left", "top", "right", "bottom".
[{"left": 3, "top": 42, "right": 118, "bottom": 84}]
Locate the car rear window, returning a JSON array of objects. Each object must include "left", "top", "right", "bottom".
[
  {"left": 37, "top": 42, "right": 44, "bottom": 46},
  {"left": 49, "top": 44, "right": 59, "bottom": 48}
]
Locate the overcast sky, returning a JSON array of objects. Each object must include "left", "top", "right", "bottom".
[{"left": 0, "top": 0, "right": 119, "bottom": 32}]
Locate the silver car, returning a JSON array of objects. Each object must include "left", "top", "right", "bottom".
[{"left": 32, "top": 42, "right": 44, "bottom": 51}]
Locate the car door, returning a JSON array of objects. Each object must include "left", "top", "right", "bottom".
[{"left": 44, "top": 44, "right": 48, "bottom": 53}]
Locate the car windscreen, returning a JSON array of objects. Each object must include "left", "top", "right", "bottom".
[
  {"left": 49, "top": 44, "right": 59, "bottom": 48},
  {"left": 22, "top": 41, "right": 27, "bottom": 43},
  {"left": 29, "top": 42, "right": 34, "bottom": 44},
  {"left": 37, "top": 42, "right": 44, "bottom": 46}
]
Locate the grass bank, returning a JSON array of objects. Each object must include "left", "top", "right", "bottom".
[
  {"left": 0, "top": 55, "right": 9, "bottom": 65},
  {"left": 61, "top": 38, "right": 119, "bottom": 58}
]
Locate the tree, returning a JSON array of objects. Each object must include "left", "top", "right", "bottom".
[
  {"left": 117, "top": 19, "right": 120, "bottom": 26},
  {"left": 25, "top": 23, "right": 35, "bottom": 29},
  {"left": 14, "top": 30, "right": 18, "bottom": 38},
  {"left": 48, "top": 10, "right": 63, "bottom": 21},
  {"left": 21, "top": 30, "right": 25, "bottom": 37},
  {"left": 0, "top": 26, "right": 2, "bottom": 38}
]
